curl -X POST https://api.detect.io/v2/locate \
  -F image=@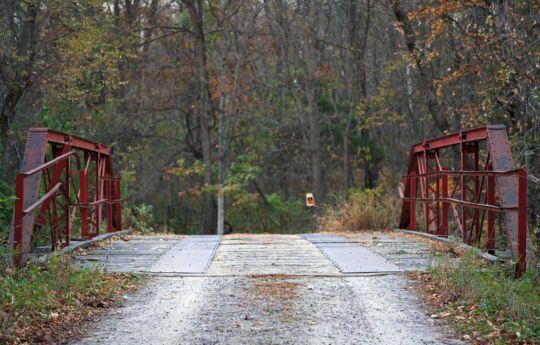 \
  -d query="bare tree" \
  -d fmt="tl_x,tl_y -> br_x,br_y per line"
0,0 -> 41,168
391,0 -> 451,134
182,0 -> 216,234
